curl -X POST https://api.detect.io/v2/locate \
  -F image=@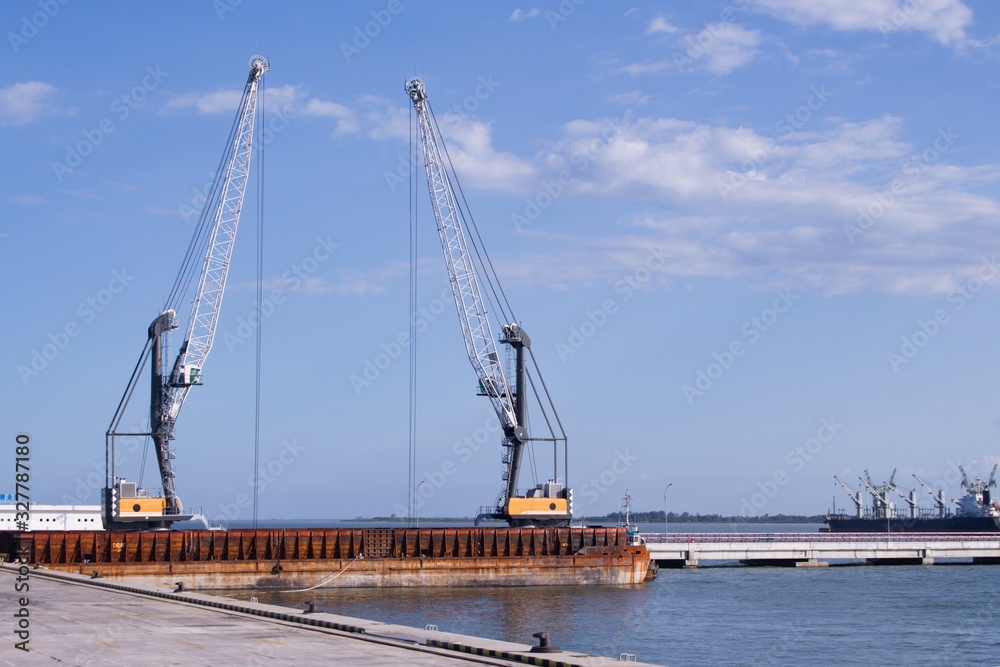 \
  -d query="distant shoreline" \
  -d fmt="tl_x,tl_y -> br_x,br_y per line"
341,512 -> 827,524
